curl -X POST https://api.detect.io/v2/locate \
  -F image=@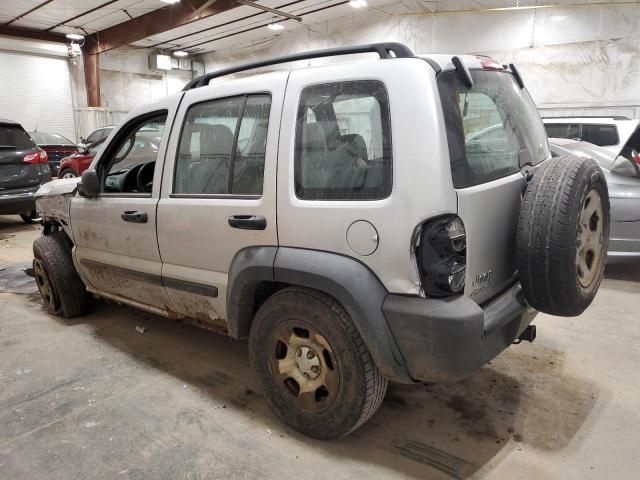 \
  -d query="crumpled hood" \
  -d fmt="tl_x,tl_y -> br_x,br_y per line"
35,177 -> 80,198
